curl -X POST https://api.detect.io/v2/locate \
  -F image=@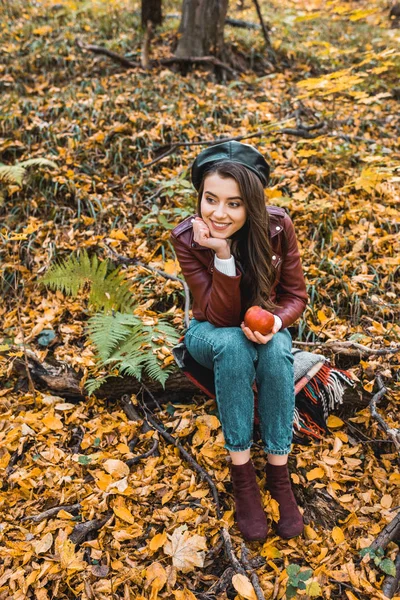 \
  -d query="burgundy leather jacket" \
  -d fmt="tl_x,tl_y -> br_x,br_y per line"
170,205 -> 308,330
